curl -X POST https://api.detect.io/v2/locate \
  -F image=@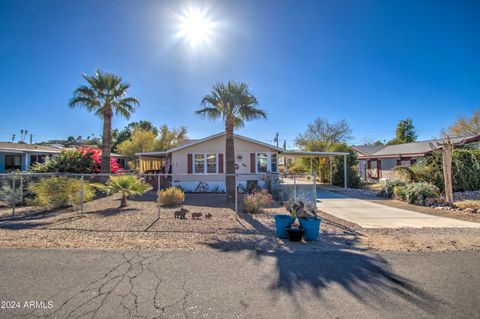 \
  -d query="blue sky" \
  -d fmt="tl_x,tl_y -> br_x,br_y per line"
1,0 -> 479,147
